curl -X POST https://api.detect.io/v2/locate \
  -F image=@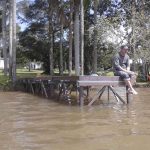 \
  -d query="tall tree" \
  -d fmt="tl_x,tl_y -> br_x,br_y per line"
59,0 -> 64,75
131,0 -> 136,71
9,0 -> 13,78
68,0 -> 73,76
80,0 -> 84,75
74,0 -> 80,75
2,0 -> 7,75
93,0 -> 98,73
48,0 -> 54,75
12,0 -> 17,82
121,0 -> 150,72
